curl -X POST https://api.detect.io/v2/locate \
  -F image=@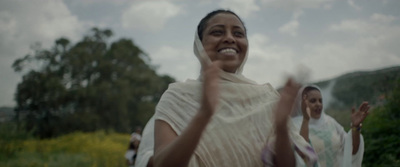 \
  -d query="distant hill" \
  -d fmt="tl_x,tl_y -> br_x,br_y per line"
314,65 -> 400,110
311,66 -> 400,129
